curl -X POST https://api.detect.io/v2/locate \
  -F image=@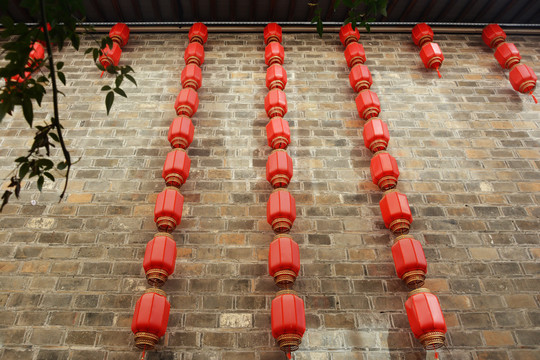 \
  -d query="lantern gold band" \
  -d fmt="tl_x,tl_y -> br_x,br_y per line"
175,105 -> 194,118
274,270 -> 297,288
408,287 -> 431,297
377,175 -> 398,191
186,56 -> 202,66
277,333 -> 302,353
111,35 -> 123,46
146,268 -> 170,287
101,57 -> 113,68
190,36 -> 204,45
418,37 -> 433,47
419,331 -> 446,350
268,56 -> 284,66
354,80 -> 371,93
402,270 -> 426,289
393,234 -> 413,244
182,79 -> 200,90
171,137 -> 189,149
156,216 -> 177,233
369,139 -> 388,153
270,174 -> 290,188
269,80 -> 285,90
362,108 -> 380,120
273,233 -> 293,240
165,173 -> 186,188
272,217 -> 293,233
276,289 -> 298,297
134,331 -> 159,350
504,57 -> 520,69
491,38 -> 505,48
350,58 -> 365,68
518,80 -> 536,94
267,106 -> 286,118
389,218 -> 411,235
344,37 -> 358,47
266,36 -> 281,44
271,136 -> 289,149
426,57 -> 443,69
